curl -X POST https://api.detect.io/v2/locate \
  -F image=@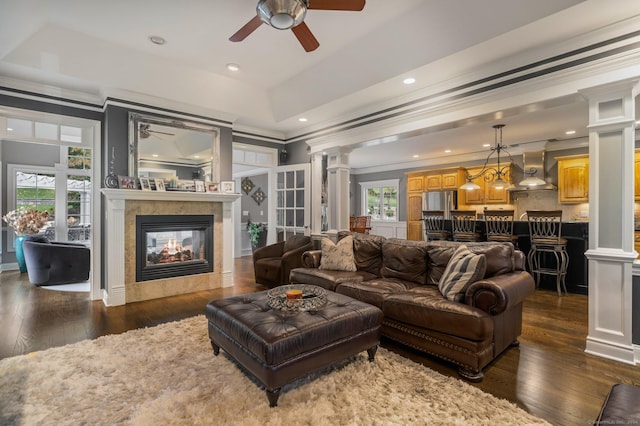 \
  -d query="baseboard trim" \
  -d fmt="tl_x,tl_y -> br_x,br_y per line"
585,337 -> 636,365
